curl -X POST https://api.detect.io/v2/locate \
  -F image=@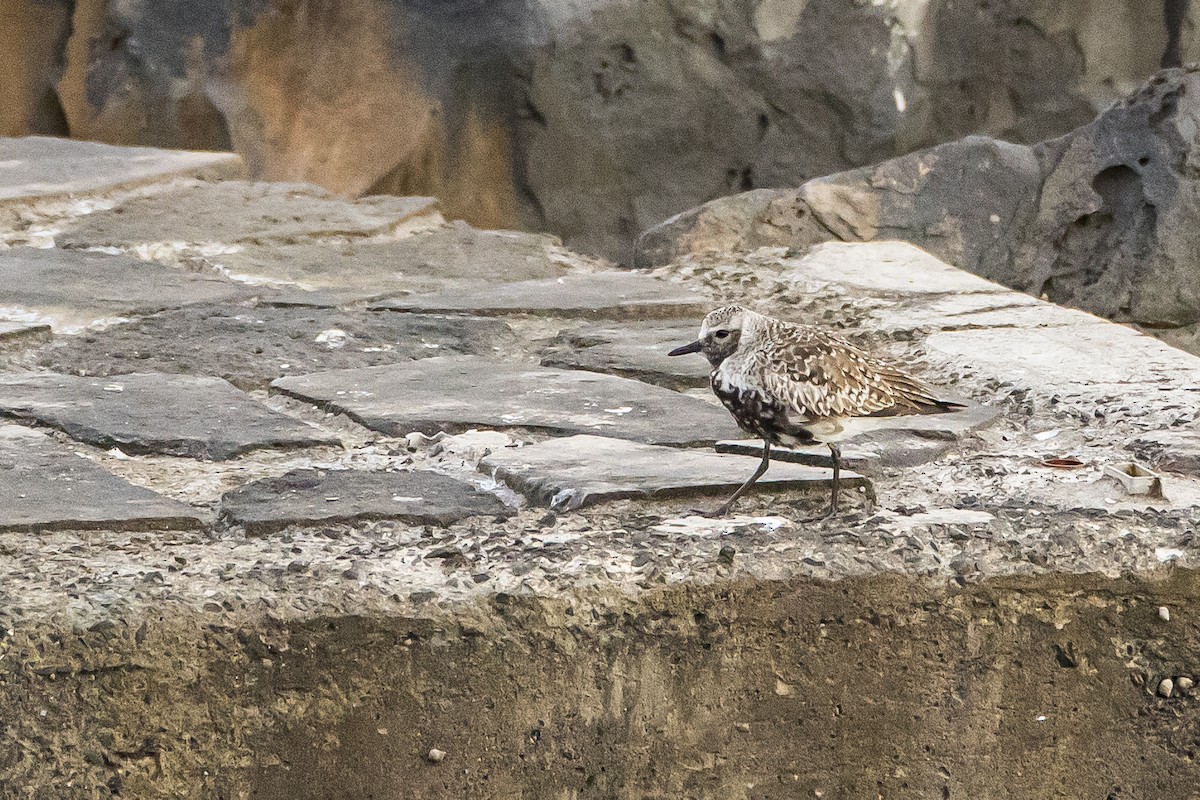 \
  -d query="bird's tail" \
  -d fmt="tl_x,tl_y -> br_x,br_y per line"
880,368 -> 966,415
